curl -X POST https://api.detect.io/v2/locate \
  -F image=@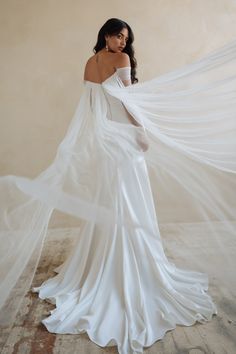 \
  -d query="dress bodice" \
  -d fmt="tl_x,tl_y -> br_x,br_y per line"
84,67 -> 133,125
